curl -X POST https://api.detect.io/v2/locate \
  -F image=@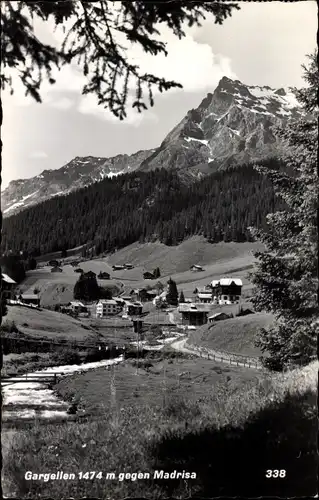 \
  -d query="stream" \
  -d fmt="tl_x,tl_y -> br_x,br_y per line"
2,356 -> 124,423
